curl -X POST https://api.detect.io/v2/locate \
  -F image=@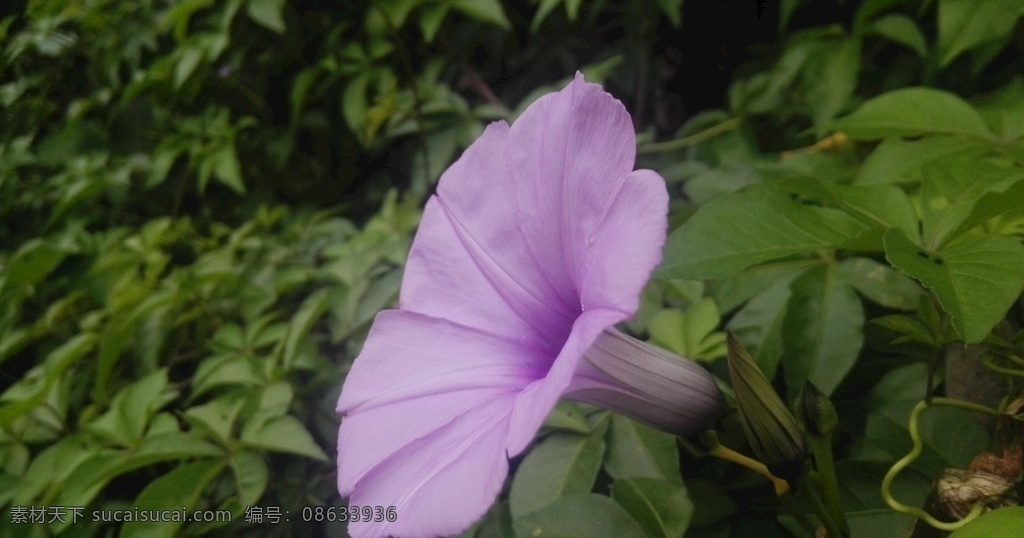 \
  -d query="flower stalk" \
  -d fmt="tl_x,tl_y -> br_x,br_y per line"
697,430 -> 790,495
797,381 -> 849,537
